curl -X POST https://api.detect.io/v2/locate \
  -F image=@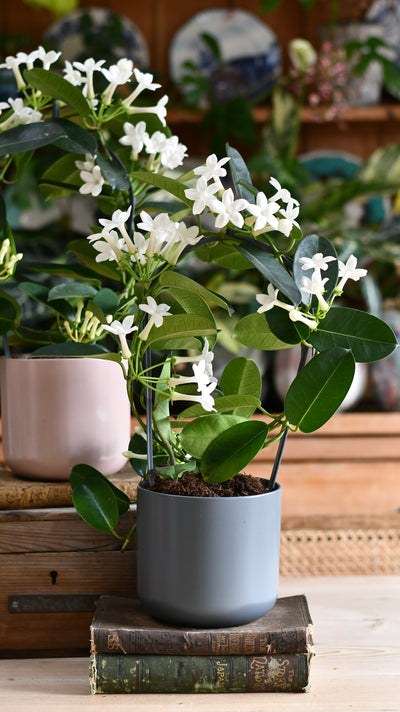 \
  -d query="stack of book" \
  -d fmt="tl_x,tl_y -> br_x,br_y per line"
89,594 -> 314,694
